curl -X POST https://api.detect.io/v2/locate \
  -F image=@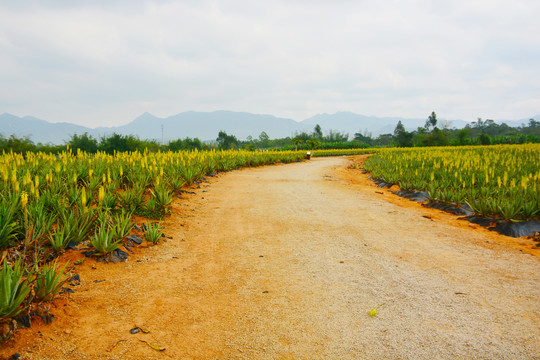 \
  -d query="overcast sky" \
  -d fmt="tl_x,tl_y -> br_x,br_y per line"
1,0 -> 539,127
